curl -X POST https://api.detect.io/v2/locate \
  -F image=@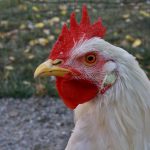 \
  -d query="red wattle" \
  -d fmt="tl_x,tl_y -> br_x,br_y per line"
56,77 -> 99,109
